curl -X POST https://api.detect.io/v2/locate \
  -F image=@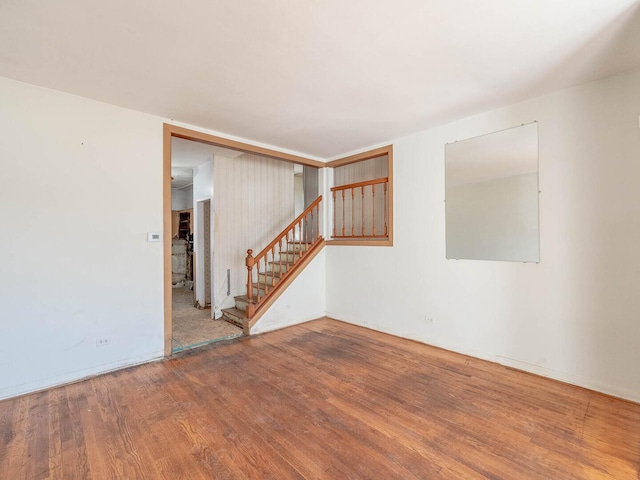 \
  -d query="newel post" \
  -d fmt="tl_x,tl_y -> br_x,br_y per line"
245,249 -> 255,318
